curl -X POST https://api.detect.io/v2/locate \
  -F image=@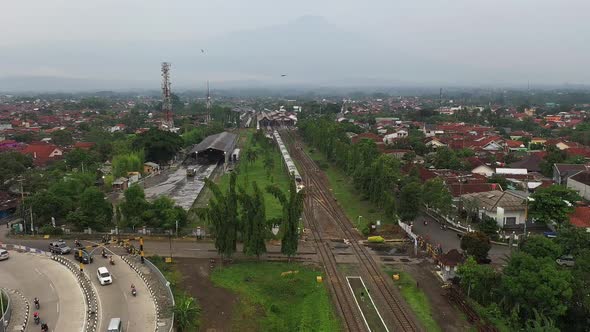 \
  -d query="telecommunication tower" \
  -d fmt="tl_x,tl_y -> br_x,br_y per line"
161,62 -> 173,128
206,80 -> 212,124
